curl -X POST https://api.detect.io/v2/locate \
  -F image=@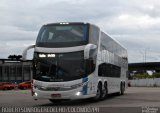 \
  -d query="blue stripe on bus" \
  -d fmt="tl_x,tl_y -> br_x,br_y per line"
82,77 -> 88,95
